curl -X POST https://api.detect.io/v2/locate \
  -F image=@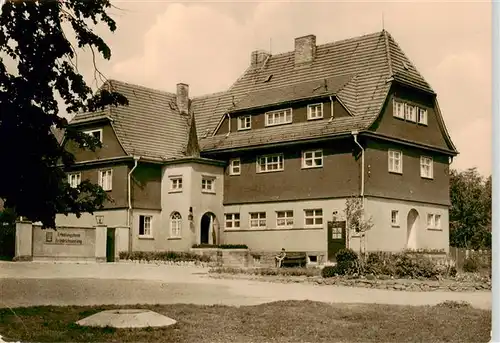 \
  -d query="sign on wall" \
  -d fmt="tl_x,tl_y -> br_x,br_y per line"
45,230 -> 84,245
